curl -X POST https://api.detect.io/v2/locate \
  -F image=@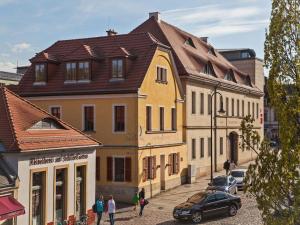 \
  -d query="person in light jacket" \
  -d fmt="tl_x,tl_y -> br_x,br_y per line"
107,195 -> 116,225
